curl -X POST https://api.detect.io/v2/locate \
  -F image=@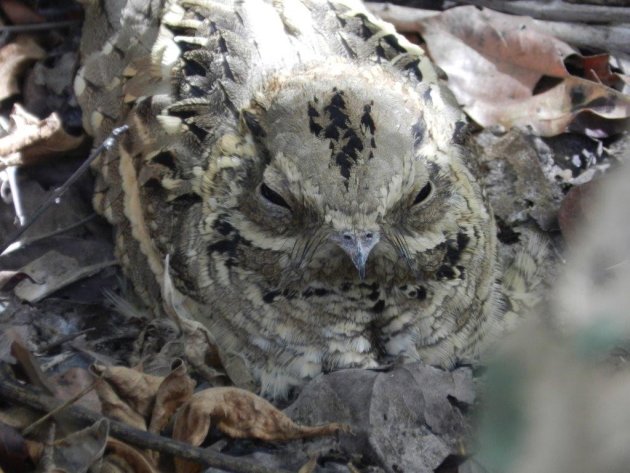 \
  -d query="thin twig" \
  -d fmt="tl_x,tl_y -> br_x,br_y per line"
21,380 -> 98,436
4,213 -> 98,254
0,374 -> 291,473
37,328 -> 96,354
0,125 -> 129,256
